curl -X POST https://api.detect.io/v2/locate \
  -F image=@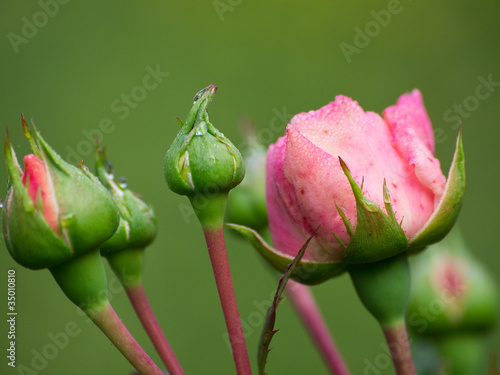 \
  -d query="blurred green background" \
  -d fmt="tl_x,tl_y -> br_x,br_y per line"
1,1 -> 499,374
